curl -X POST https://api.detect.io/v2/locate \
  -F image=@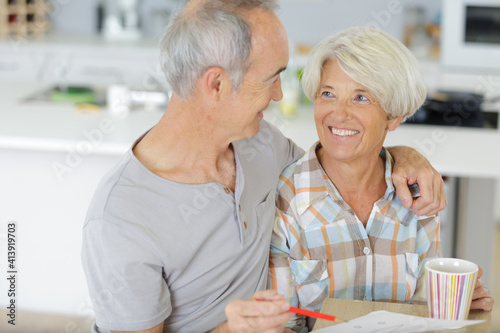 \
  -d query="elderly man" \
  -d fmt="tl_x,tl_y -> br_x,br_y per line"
81,1 -> 446,332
